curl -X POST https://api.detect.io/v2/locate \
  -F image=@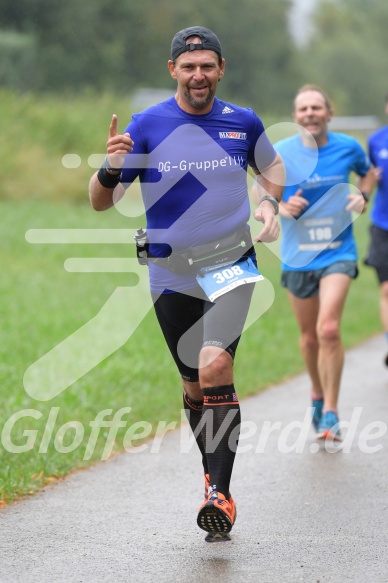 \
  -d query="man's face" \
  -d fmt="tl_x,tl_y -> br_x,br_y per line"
168,47 -> 225,114
293,90 -> 333,146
